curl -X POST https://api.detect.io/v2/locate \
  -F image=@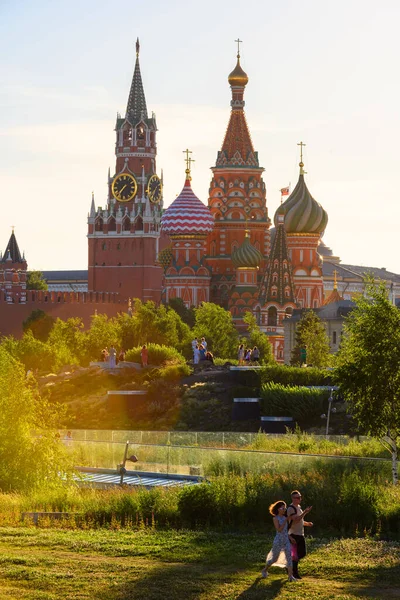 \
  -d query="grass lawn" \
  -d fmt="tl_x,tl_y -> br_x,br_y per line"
0,528 -> 399,599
